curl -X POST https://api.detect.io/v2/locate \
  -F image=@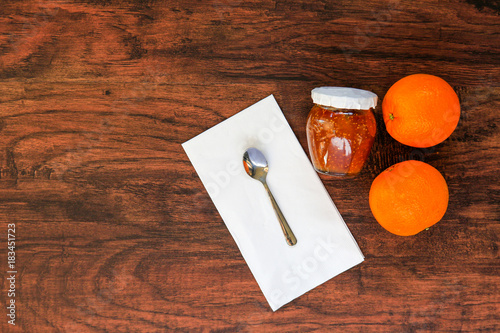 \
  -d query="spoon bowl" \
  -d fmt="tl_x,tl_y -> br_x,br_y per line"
243,148 -> 269,182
